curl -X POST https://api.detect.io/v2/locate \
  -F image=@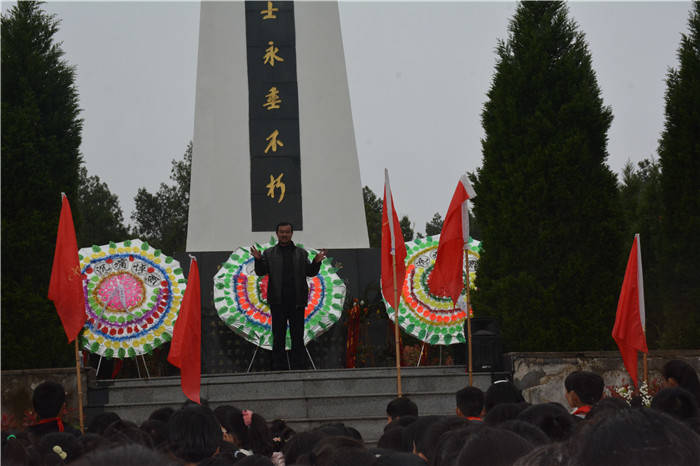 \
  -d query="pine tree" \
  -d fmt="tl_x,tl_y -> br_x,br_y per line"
1,1 -> 83,368
425,213 -> 444,237
76,166 -> 130,247
363,186 -> 382,248
471,2 -> 624,351
131,142 -> 192,254
657,3 -> 700,348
